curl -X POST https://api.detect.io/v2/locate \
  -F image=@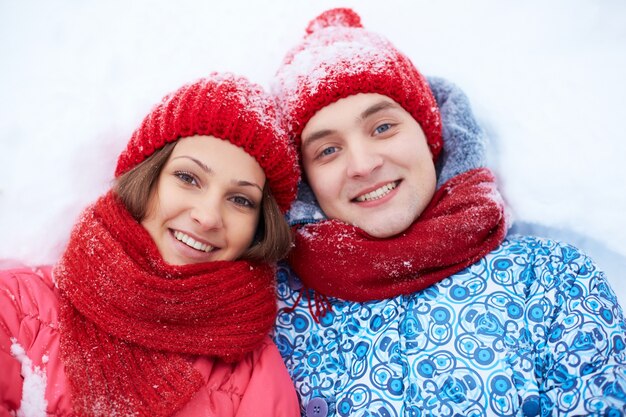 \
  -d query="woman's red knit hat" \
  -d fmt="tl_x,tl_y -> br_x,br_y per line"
272,8 -> 443,160
115,73 -> 299,213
